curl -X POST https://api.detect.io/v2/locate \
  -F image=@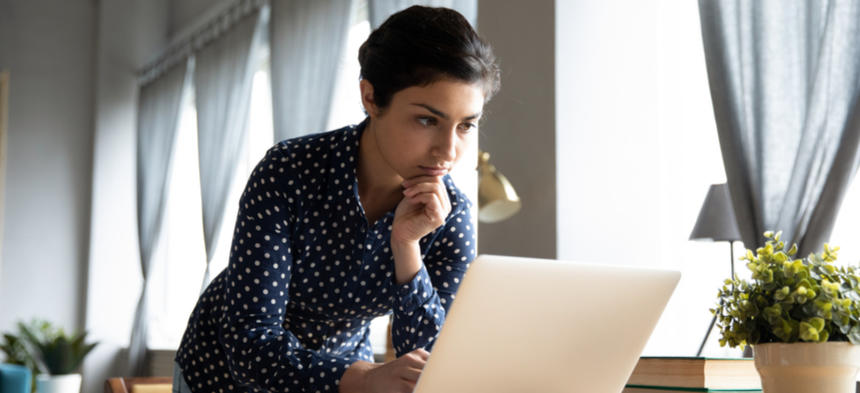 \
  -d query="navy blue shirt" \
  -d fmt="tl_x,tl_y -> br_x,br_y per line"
176,121 -> 477,392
